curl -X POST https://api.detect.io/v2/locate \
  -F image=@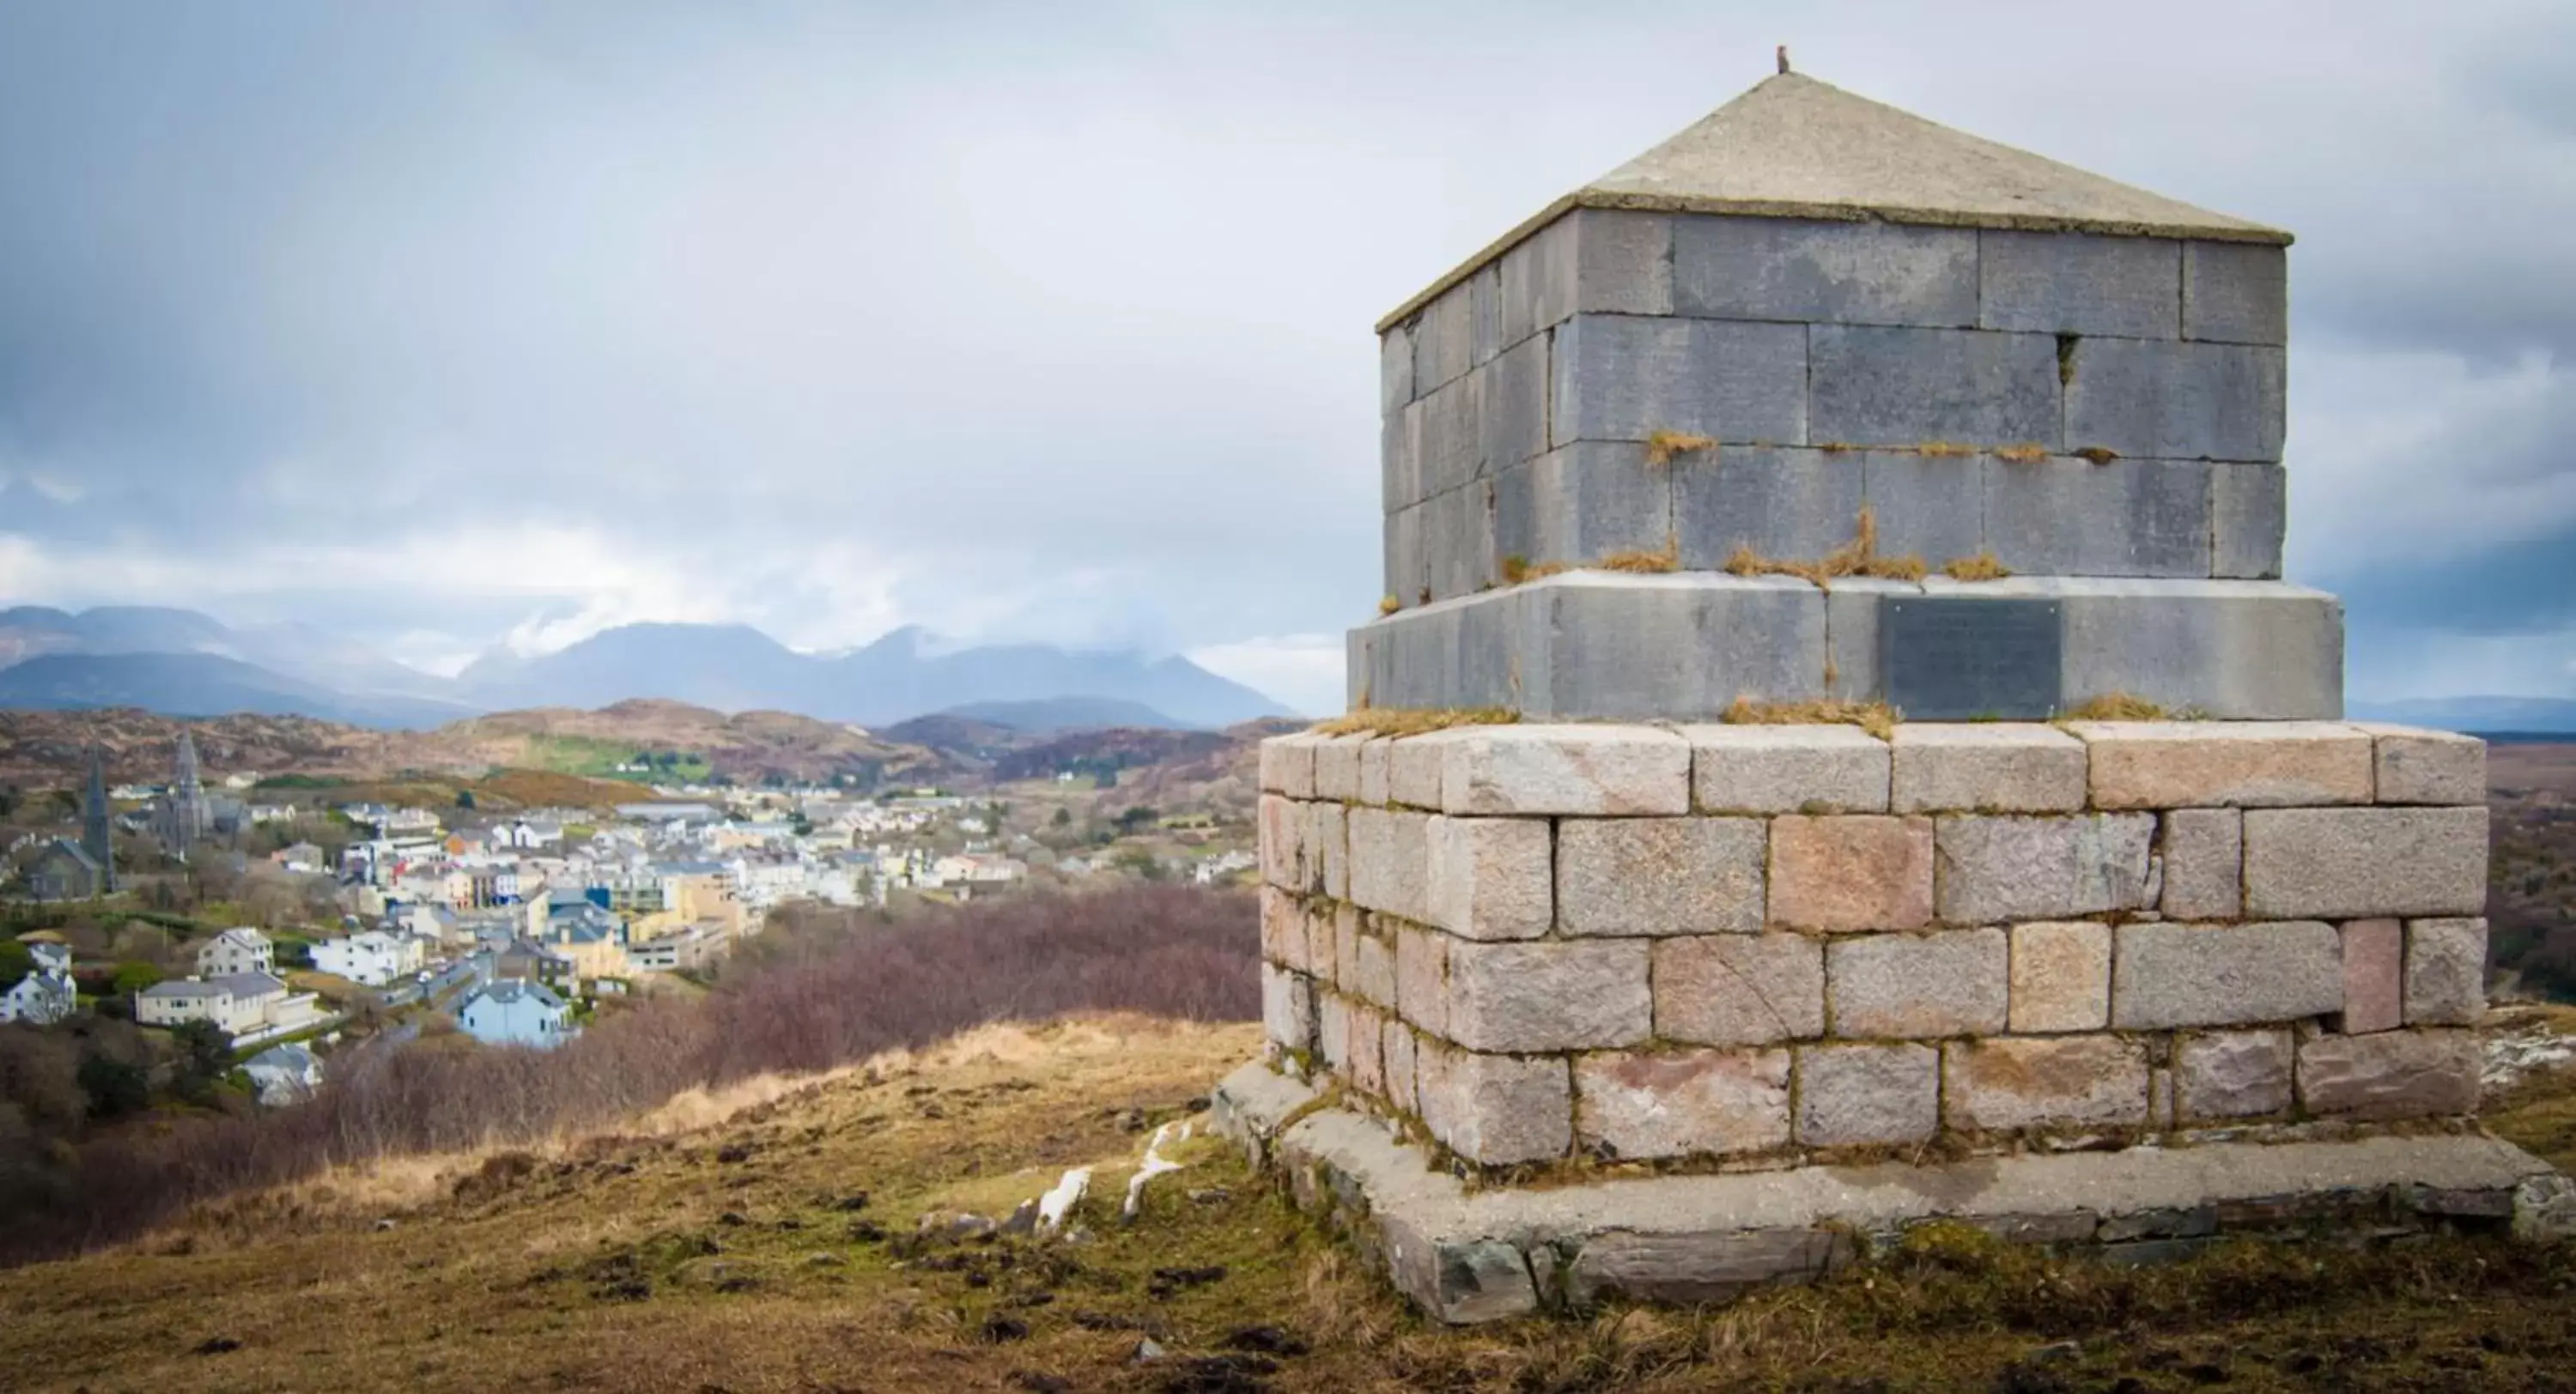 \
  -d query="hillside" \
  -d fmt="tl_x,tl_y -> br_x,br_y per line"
0,701 -> 969,791
10,1012 -> 2576,1392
